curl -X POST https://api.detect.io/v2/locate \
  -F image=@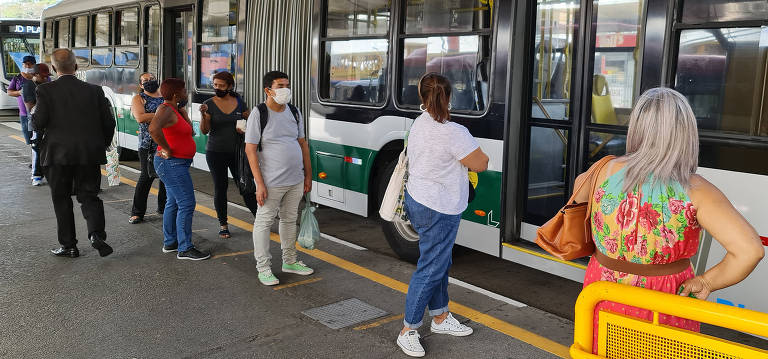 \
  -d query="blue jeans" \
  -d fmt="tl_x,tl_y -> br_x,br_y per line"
19,115 -> 31,144
402,191 -> 462,329
154,156 -> 195,252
